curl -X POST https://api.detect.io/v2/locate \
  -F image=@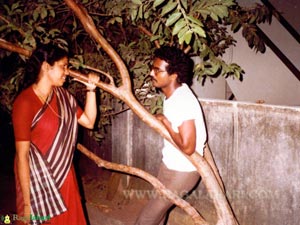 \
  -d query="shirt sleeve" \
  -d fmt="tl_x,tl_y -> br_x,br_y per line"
12,96 -> 35,141
77,106 -> 83,119
171,95 -> 197,130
